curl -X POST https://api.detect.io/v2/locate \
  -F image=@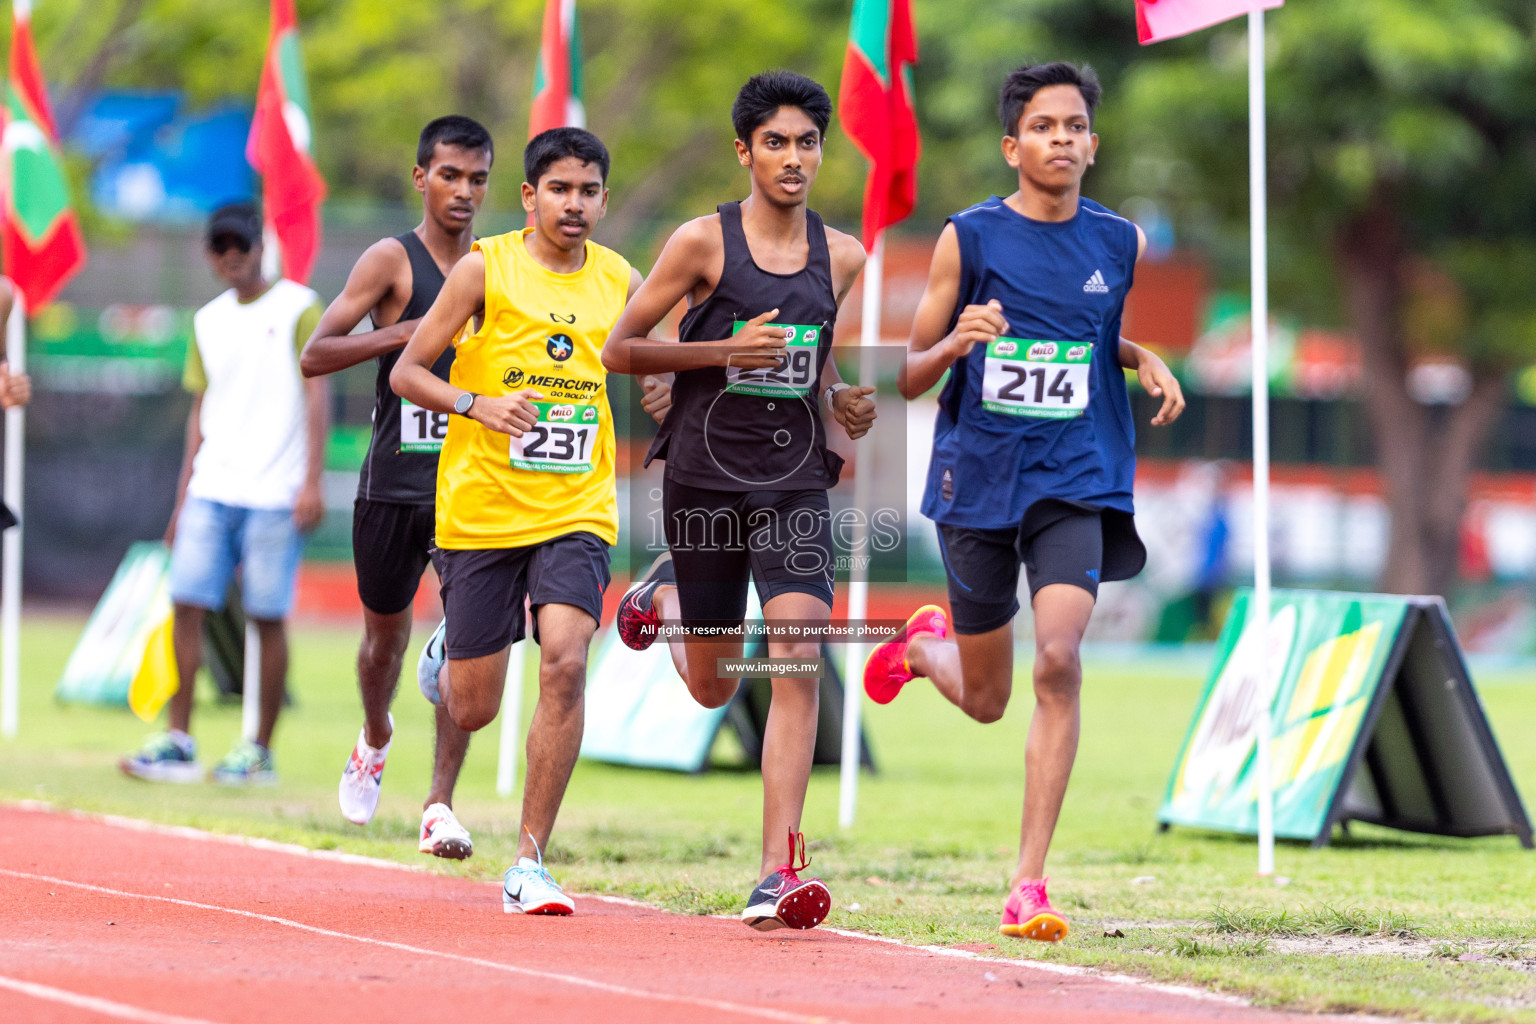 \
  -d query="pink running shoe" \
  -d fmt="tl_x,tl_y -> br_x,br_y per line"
1000,877 -> 1070,942
862,604 -> 948,705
